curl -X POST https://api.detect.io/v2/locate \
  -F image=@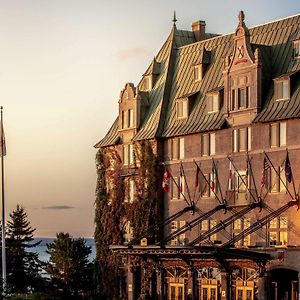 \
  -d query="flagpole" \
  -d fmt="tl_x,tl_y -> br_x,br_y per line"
1,107 -> 6,296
